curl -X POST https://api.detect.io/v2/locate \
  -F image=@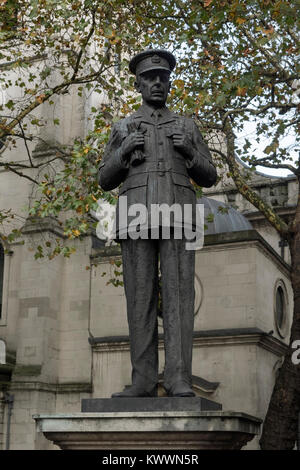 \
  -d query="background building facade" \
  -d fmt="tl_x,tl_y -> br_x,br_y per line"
0,85 -> 297,449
